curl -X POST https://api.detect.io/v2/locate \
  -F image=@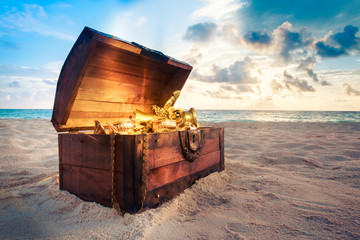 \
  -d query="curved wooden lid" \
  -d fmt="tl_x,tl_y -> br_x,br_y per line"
51,27 -> 192,132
